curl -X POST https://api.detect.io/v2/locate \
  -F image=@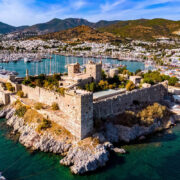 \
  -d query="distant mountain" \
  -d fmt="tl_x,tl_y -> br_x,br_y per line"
24,18 -> 121,33
0,22 -> 29,34
0,22 -> 16,34
1,18 -> 180,41
94,20 -> 120,28
22,18 -> 94,34
38,25 -> 118,43
98,18 -> 180,40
